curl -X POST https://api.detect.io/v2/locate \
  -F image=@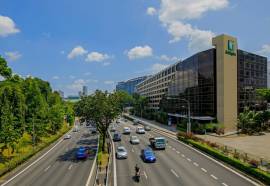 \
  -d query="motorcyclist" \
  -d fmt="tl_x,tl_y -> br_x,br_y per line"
135,164 -> 140,176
